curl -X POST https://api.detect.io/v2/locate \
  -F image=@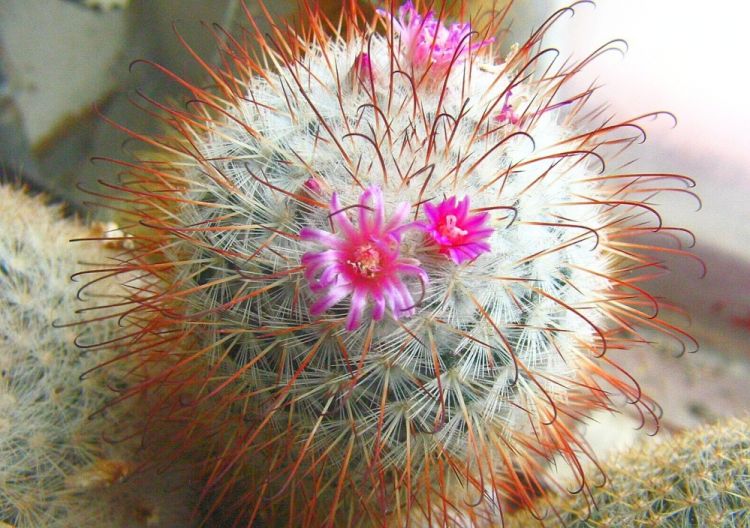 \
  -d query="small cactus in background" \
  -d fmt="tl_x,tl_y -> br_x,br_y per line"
88,1 -> 699,526
507,416 -> 750,527
0,185 -> 197,528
